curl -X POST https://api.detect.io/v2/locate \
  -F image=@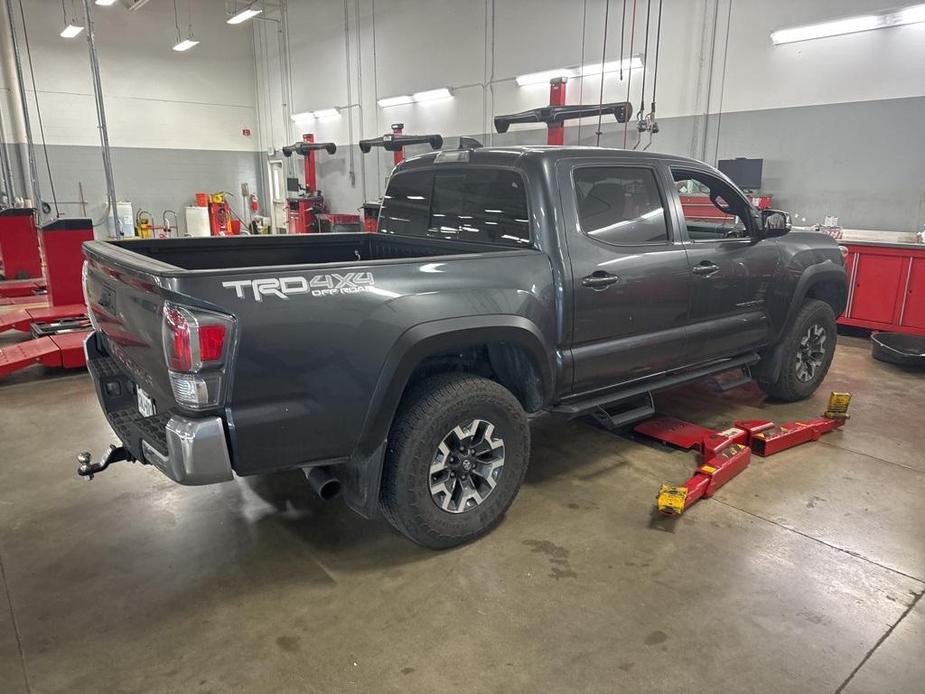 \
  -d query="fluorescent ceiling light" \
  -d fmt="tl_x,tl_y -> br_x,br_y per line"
290,112 -> 312,122
377,95 -> 414,107
95,0 -> 118,5
60,24 -> 85,38
899,3 -> 925,23
173,38 -> 200,52
515,68 -> 575,86
771,15 -> 882,44
413,88 -> 453,102
312,108 -> 340,119
580,55 -> 644,76
516,57 -> 643,86
227,7 -> 262,24
771,5 -> 925,45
